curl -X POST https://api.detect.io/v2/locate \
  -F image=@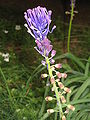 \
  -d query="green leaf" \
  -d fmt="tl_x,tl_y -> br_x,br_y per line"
85,57 -> 90,77
55,53 -> 85,70
70,99 -> 90,105
73,77 -> 90,100
65,76 -> 86,86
